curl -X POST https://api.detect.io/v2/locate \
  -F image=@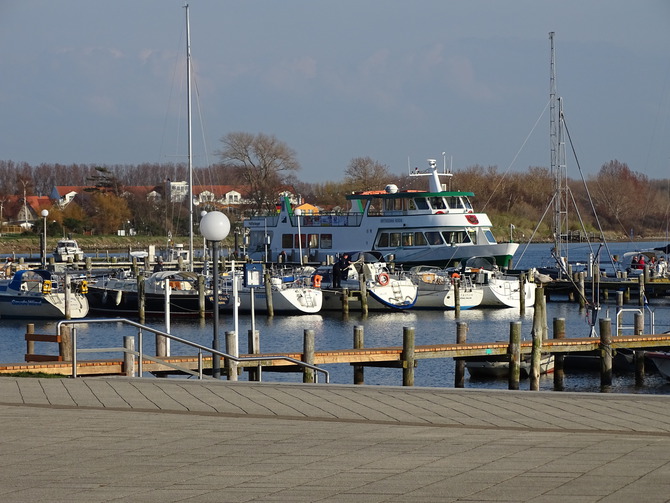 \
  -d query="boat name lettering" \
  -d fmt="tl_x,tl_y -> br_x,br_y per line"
380,218 -> 403,223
